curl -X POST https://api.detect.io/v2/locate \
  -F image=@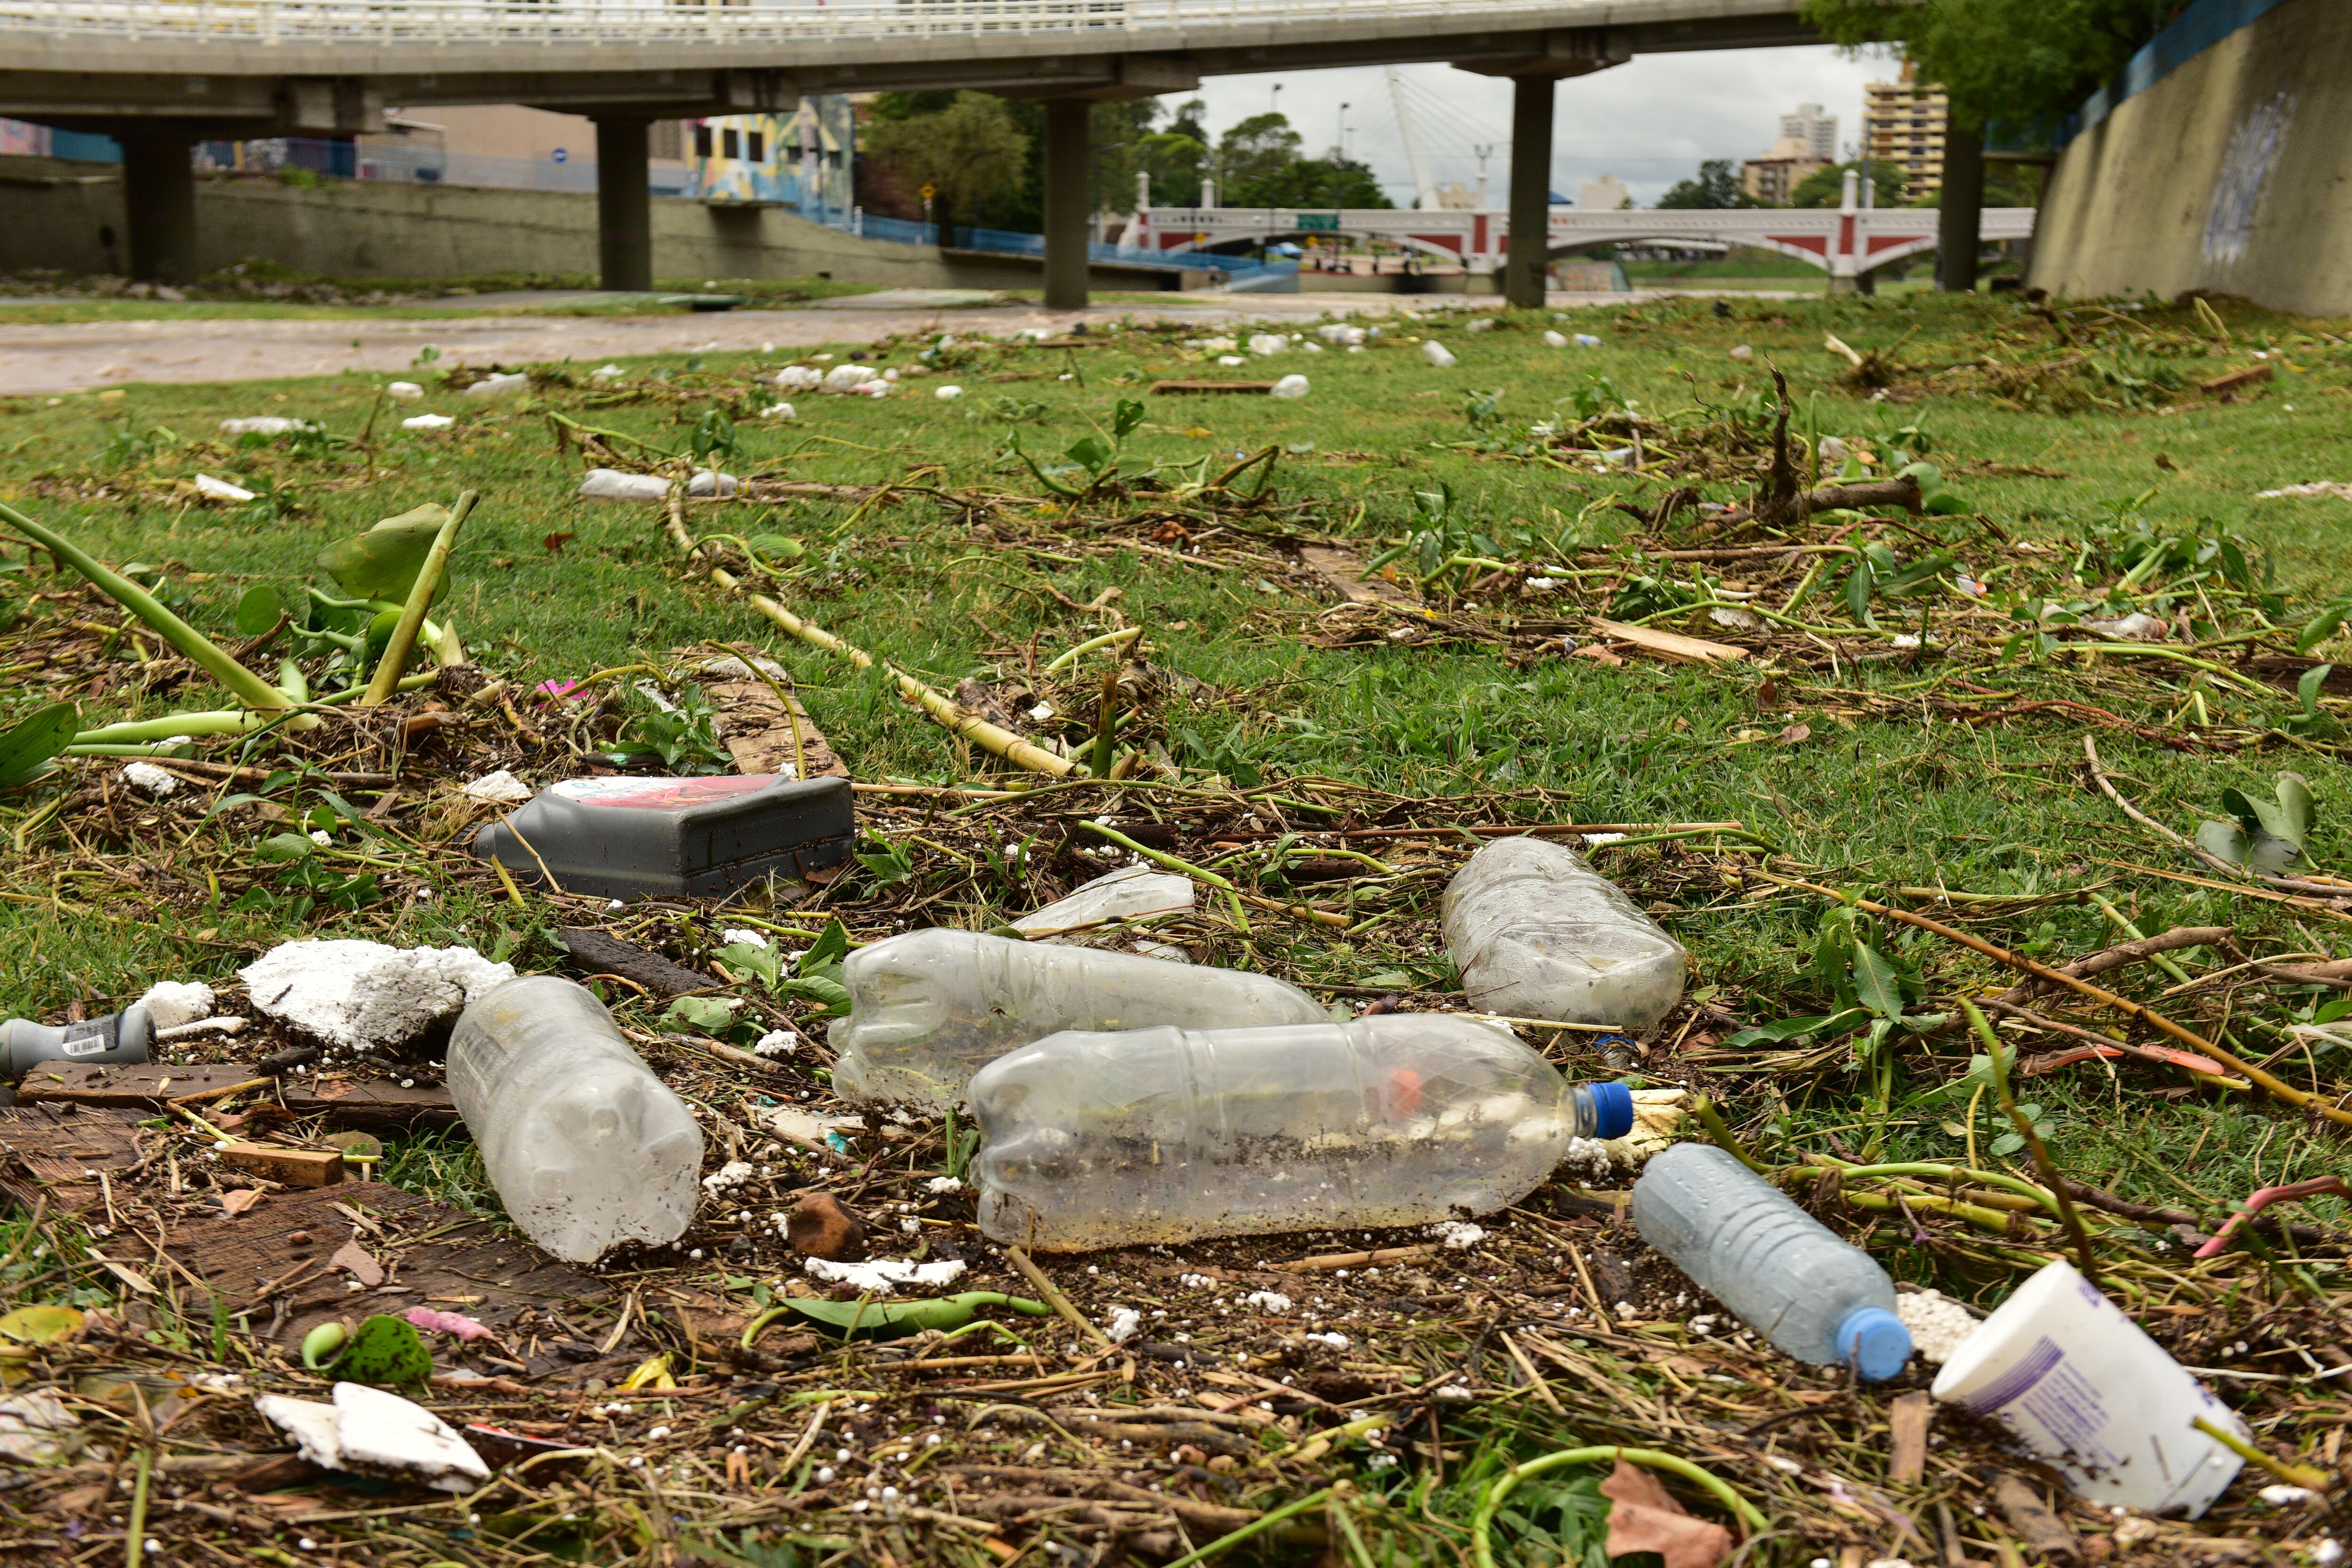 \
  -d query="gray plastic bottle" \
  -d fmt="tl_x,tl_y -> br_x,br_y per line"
829,928 -> 1328,1111
1631,1142 -> 1910,1379
968,1013 -> 1636,1251
1441,836 -> 1688,1031
3,1007 -> 153,1080
445,976 -> 703,1263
